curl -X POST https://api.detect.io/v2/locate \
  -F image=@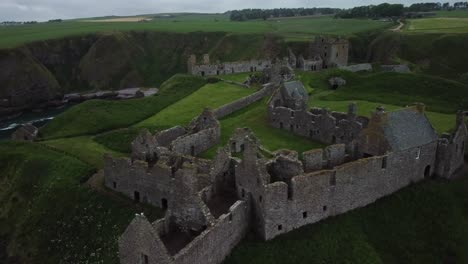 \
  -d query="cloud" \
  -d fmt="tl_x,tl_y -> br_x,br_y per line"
0,0 -> 459,21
